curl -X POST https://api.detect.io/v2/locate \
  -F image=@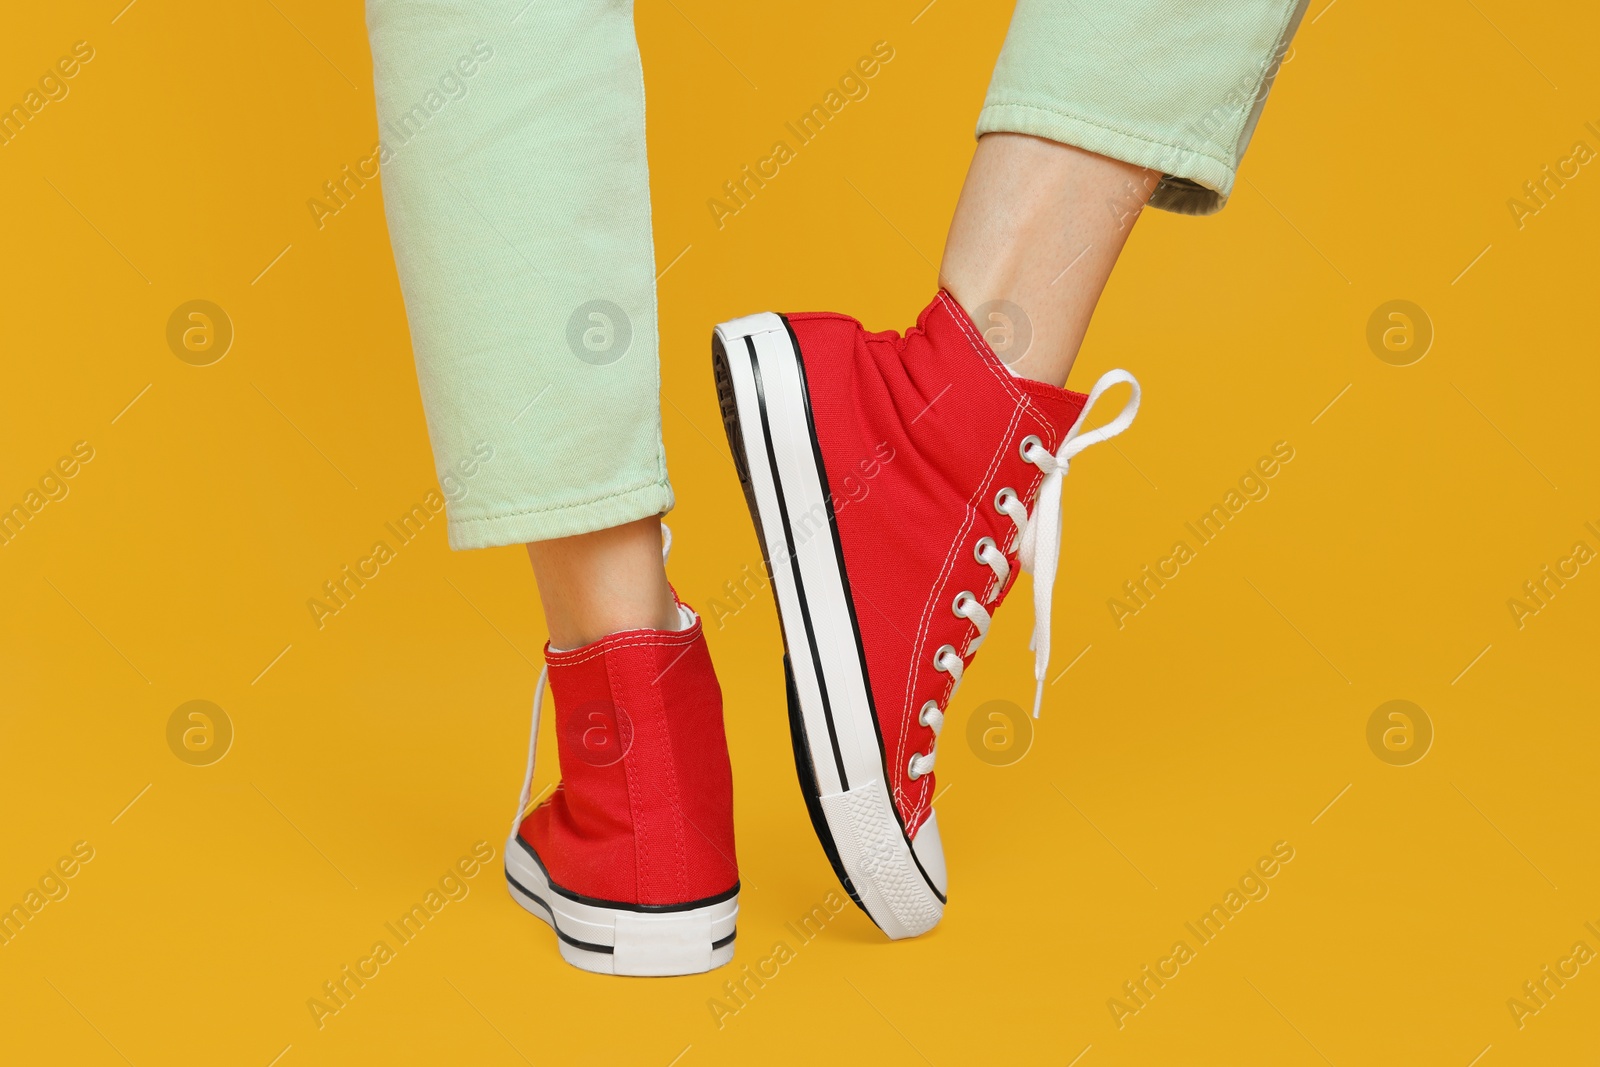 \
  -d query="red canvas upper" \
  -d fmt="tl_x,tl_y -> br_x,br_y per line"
787,291 -> 1087,838
518,613 -> 737,906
